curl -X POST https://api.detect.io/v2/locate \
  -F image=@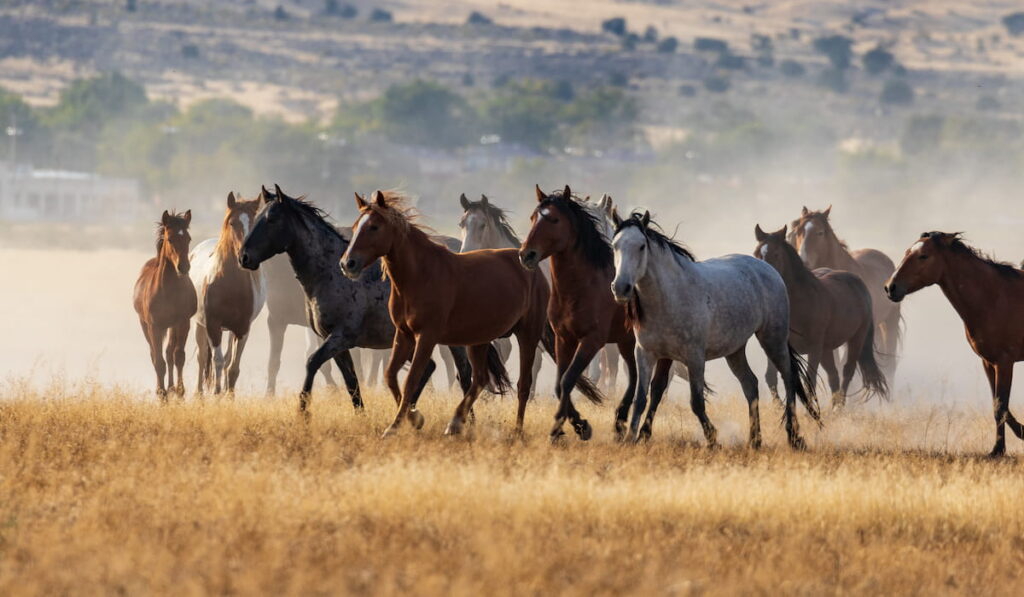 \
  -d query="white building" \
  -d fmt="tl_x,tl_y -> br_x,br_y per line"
0,162 -> 142,222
